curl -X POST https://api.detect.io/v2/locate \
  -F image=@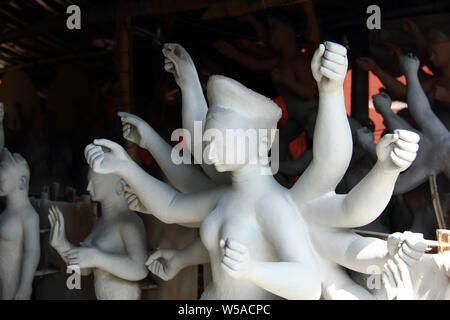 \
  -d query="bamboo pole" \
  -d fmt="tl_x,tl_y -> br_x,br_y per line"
429,174 -> 447,229
116,1 -> 138,161
352,229 -> 450,253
